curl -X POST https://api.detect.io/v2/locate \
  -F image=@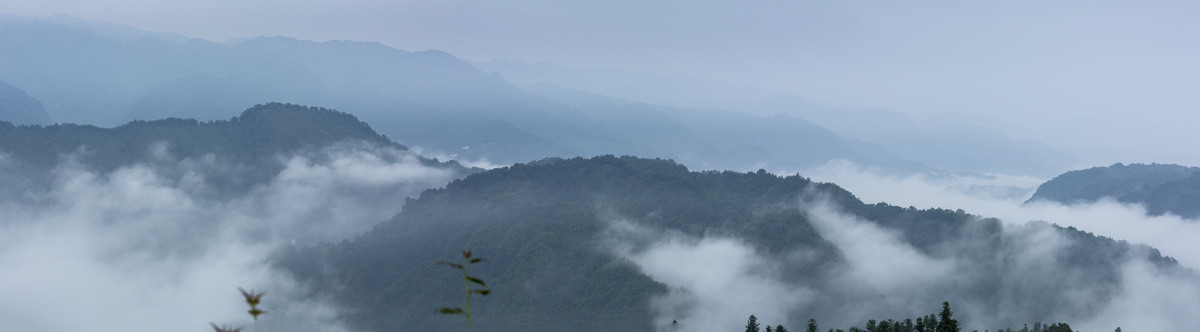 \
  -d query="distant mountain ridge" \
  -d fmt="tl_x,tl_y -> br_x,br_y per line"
1026,163 -> 1200,219
0,79 -> 52,125
519,82 -> 931,173
0,103 -> 466,191
0,16 -> 596,164
477,59 -> 1076,176
1,16 -> 949,174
